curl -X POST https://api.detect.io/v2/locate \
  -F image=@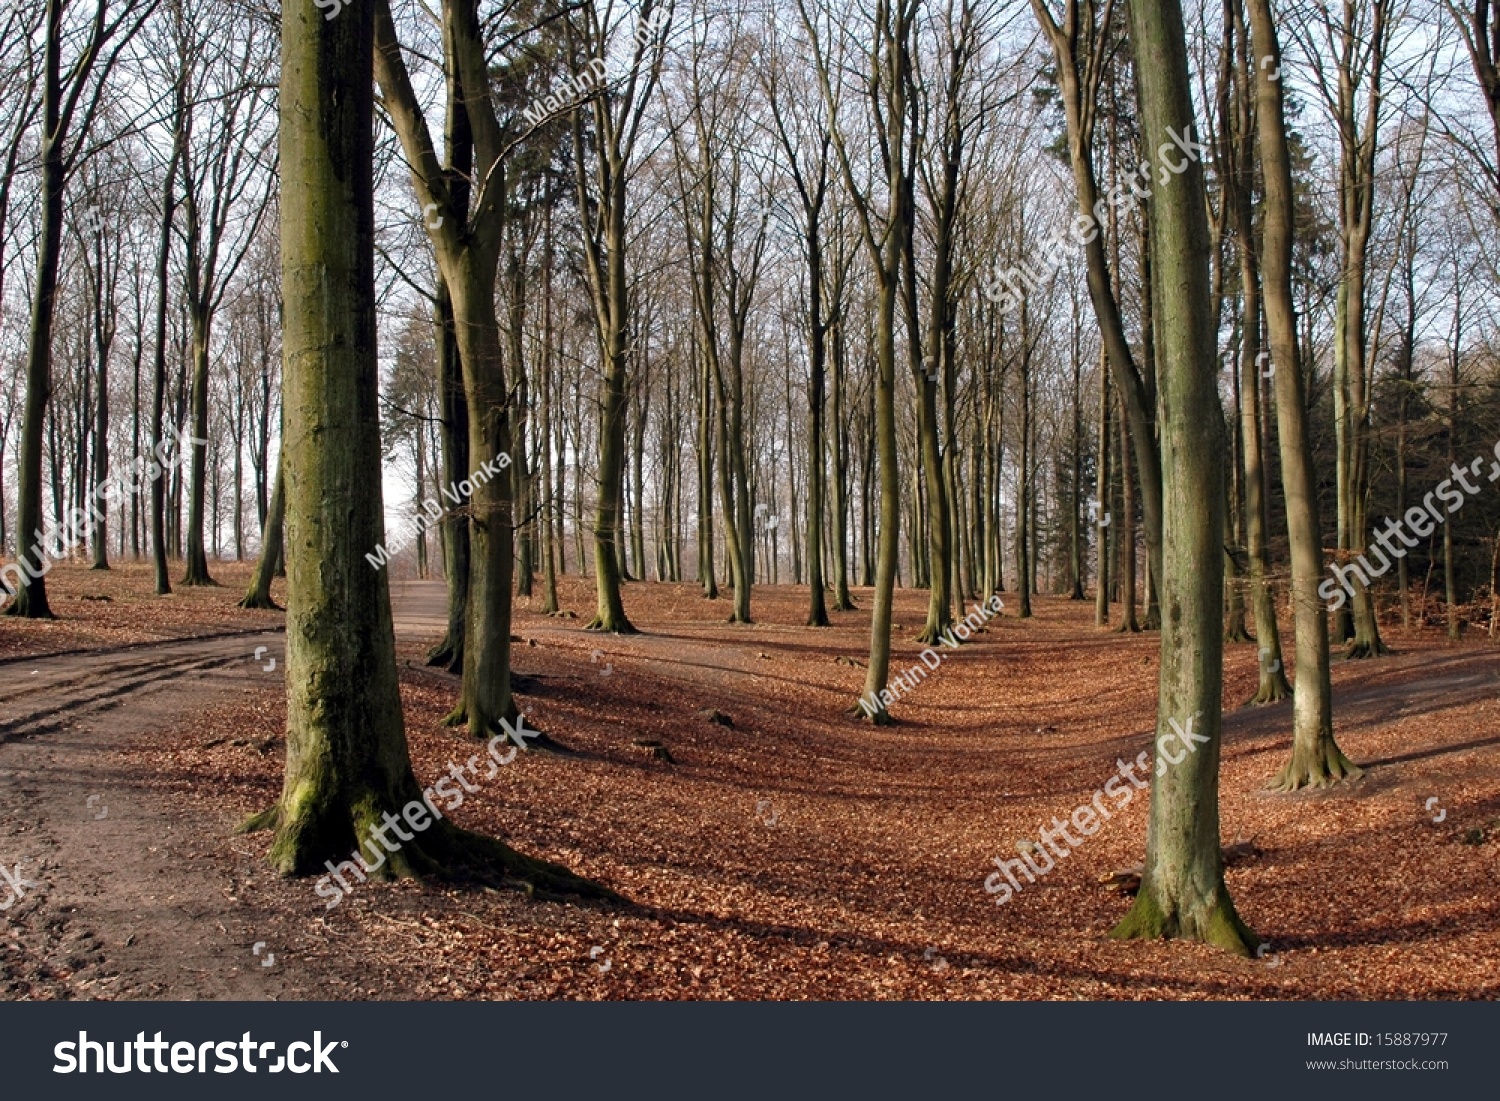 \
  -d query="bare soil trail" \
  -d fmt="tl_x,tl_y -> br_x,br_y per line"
1,568 -> 1497,1000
